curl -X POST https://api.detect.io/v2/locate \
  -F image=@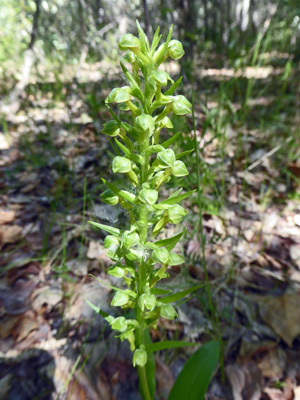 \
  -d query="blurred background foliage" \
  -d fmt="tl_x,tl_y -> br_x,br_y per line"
1,0 -> 300,77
